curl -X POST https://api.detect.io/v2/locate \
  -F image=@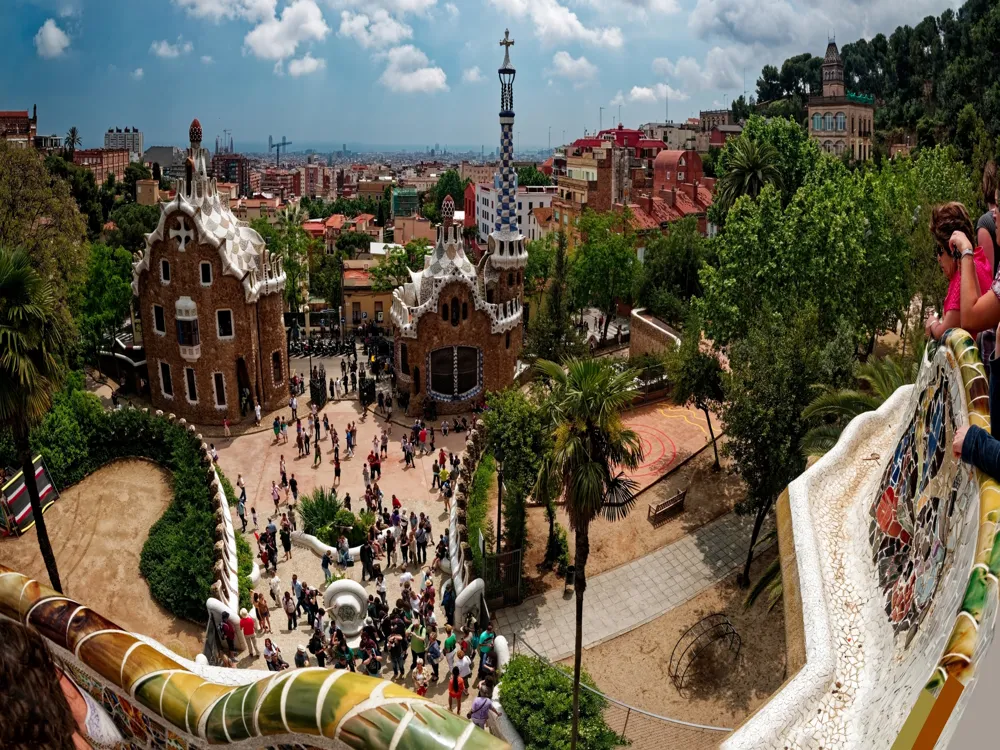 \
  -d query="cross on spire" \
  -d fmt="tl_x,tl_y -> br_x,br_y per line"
500,29 -> 514,68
